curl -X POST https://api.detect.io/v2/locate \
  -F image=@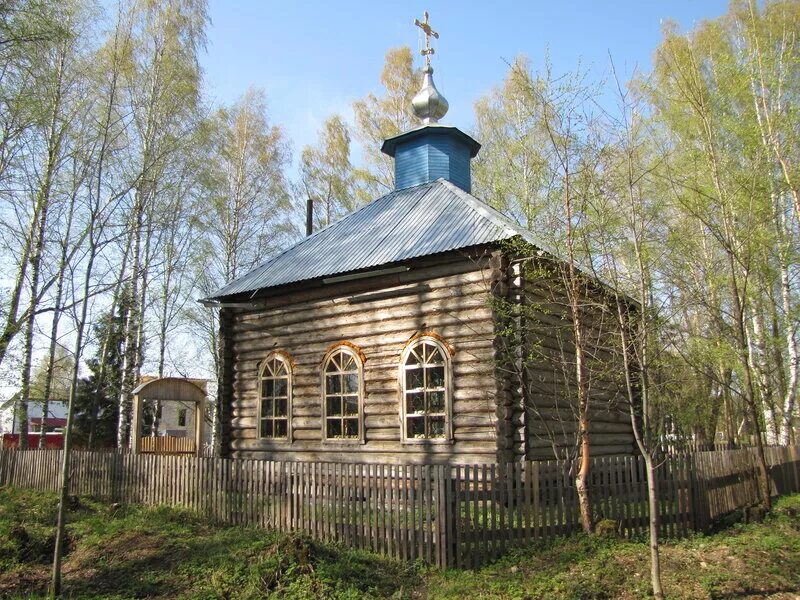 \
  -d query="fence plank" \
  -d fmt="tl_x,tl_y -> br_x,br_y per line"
2,446 -> 800,570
